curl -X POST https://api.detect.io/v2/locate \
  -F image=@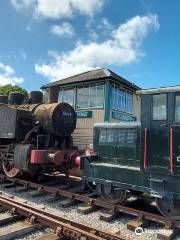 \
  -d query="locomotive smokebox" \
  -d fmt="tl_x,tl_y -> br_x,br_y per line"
29,91 -> 43,104
33,102 -> 76,137
0,95 -> 8,104
9,92 -> 25,105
